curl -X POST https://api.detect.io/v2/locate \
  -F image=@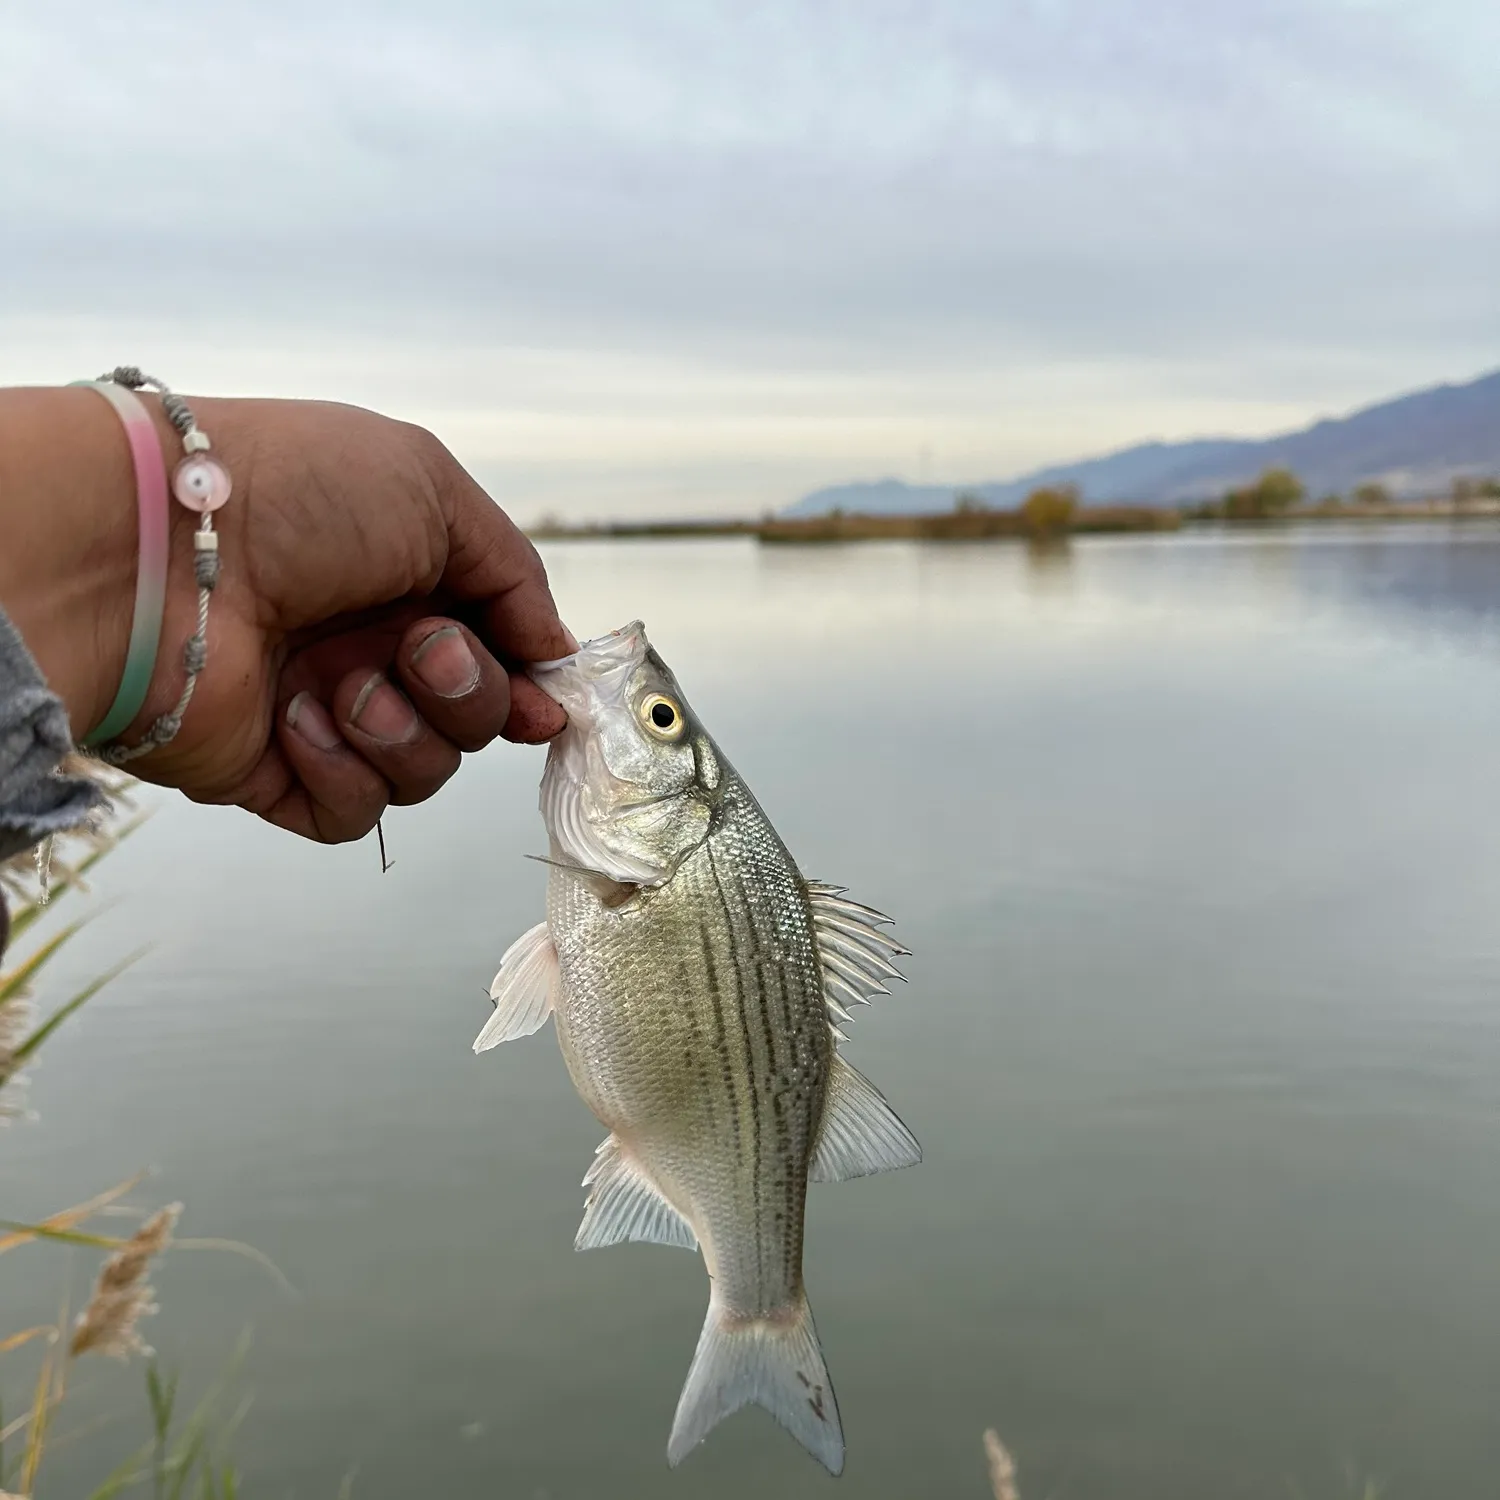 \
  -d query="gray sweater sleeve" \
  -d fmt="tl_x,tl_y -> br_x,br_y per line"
0,608 -> 105,863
